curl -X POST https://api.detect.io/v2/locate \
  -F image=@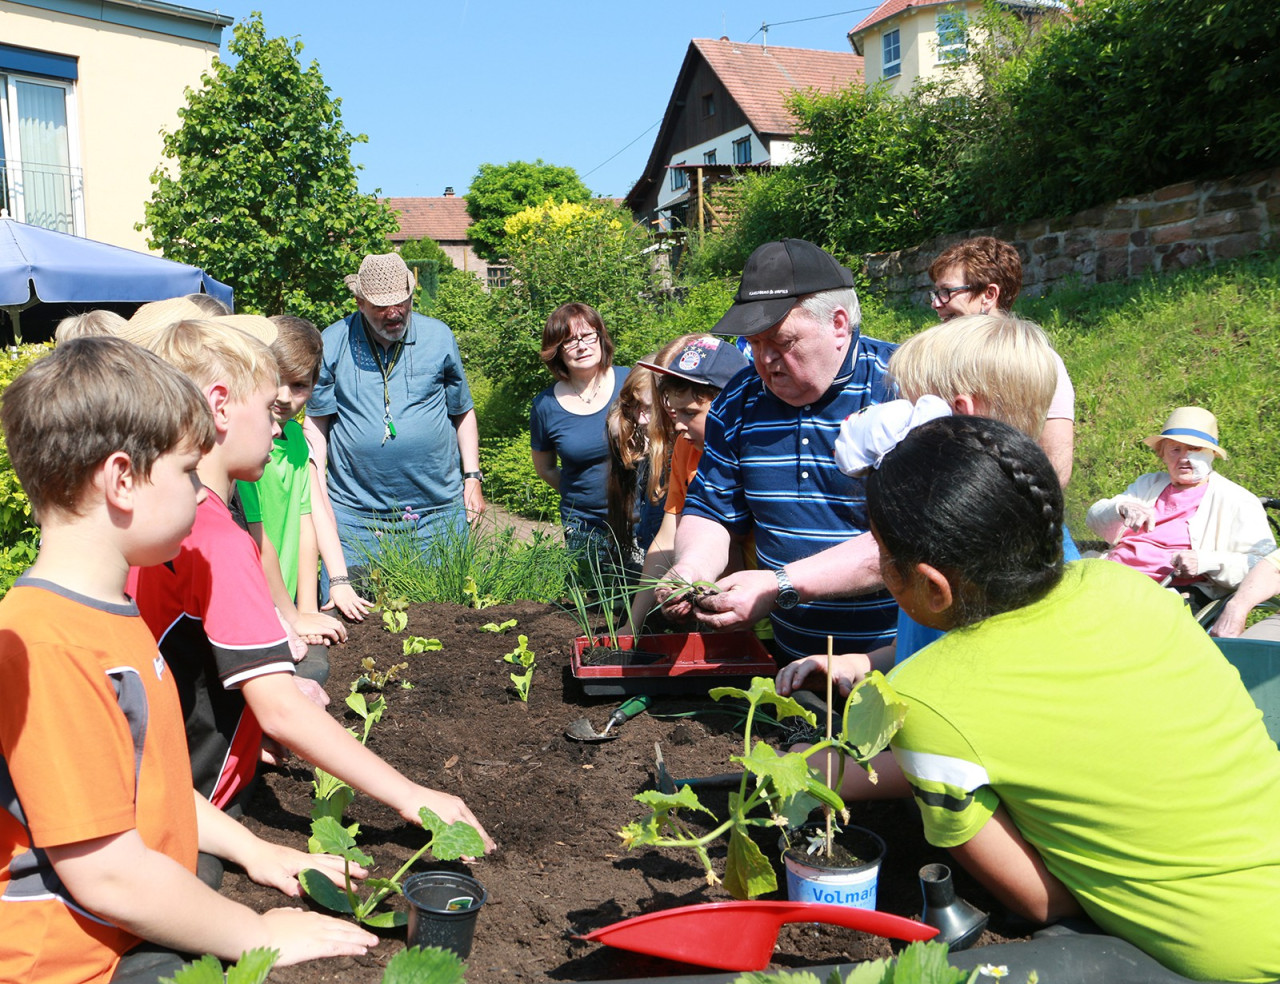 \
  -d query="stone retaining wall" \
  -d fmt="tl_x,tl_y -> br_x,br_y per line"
862,167 -> 1280,306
